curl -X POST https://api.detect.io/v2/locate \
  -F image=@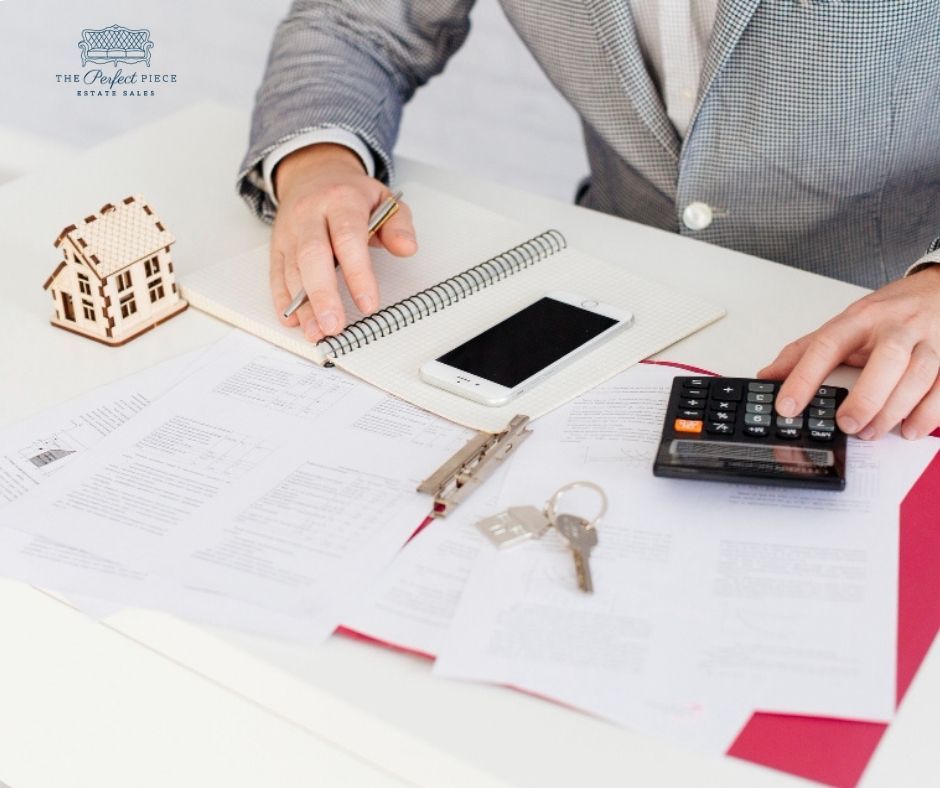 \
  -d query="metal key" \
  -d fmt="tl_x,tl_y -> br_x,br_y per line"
507,506 -> 552,538
475,505 -> 550,549
554,513 -> 598,593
